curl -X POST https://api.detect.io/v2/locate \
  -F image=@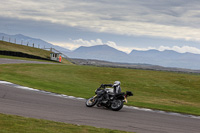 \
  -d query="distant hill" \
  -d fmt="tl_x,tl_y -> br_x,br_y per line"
67,45 -> 127,62
67,45 -> 200,70
129,49 -> 200,69
0,33 -> 70,54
